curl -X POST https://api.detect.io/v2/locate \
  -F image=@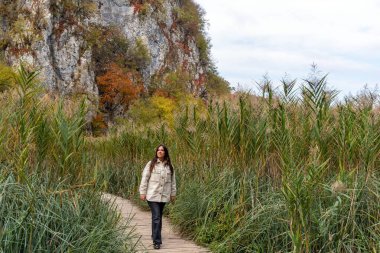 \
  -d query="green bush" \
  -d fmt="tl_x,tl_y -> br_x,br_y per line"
0,63 -> 14,92
88,26 -> 151,75
205,71 -> 231,97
